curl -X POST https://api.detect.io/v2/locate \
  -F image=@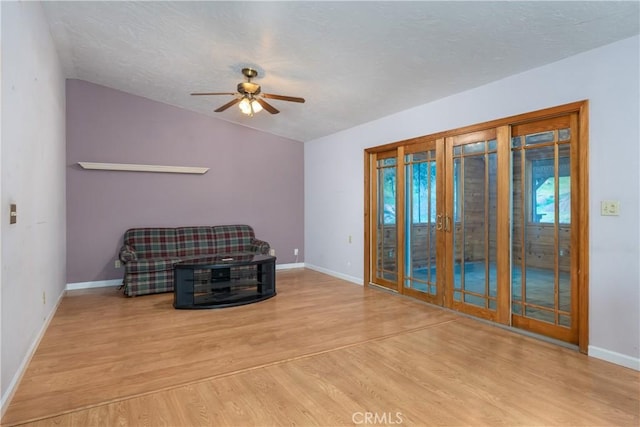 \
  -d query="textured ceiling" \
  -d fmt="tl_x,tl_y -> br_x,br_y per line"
42,1 -> 640,142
